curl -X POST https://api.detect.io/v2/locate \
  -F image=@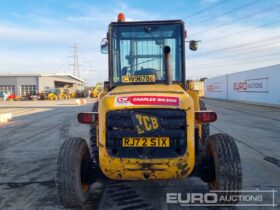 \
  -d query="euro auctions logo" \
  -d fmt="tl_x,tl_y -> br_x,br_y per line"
233,77 -> 269,93
207,82 -> 223,92
166,190 -> 277,207
233,81 -> 248,91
